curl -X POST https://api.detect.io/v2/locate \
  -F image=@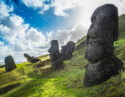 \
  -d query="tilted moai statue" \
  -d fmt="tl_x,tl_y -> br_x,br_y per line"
61,41 -> 75,60
5,55 -> 16,72
24,53 -> 40,63
48,40 -> 63,70
84,4 -> 123,86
